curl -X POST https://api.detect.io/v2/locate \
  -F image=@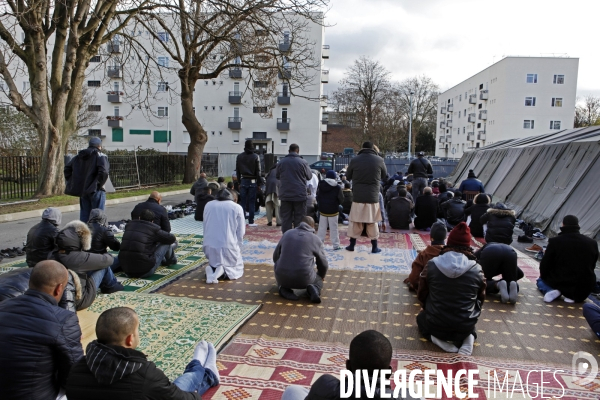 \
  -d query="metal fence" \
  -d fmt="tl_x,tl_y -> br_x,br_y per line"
0,156 -> 41,201
333,156 -> 458,178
